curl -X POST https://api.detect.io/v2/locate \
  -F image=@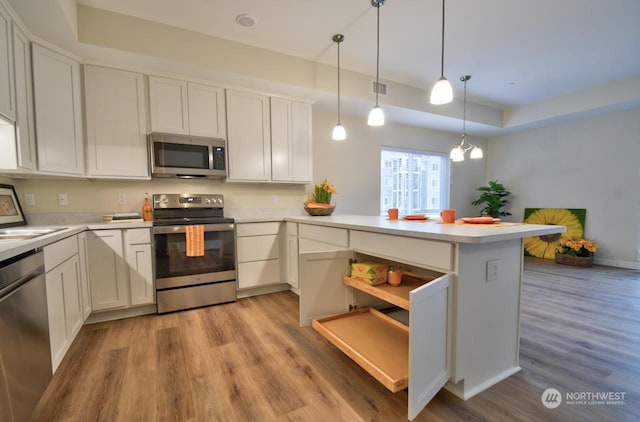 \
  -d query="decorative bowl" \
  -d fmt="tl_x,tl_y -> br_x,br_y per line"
304,204 -> 335,216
